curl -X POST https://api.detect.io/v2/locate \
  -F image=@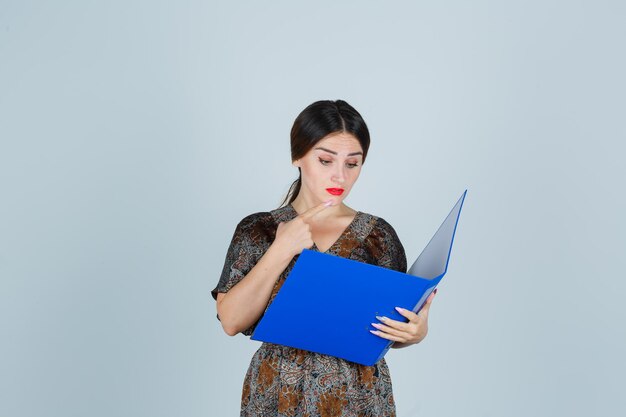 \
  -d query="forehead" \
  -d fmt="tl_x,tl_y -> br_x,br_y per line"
315,132 -> 363,155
